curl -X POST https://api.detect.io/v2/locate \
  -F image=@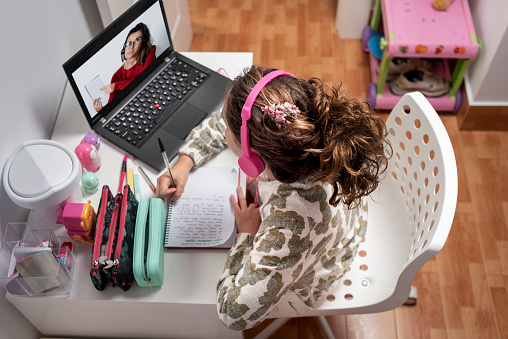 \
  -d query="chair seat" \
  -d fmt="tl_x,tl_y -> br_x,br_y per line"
309,173 -> 412,316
